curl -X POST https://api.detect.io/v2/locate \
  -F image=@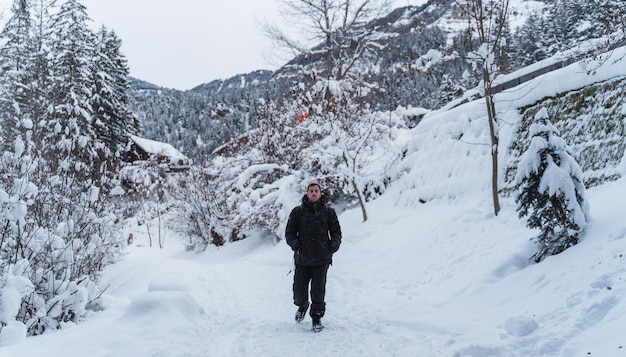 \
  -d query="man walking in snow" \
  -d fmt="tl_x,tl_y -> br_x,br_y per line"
285,182 -> 342,332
